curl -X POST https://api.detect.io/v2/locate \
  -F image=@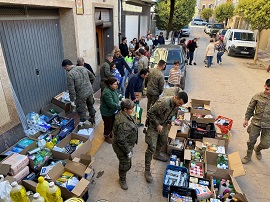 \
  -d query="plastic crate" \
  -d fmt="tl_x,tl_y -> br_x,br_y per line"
163,165 -> 189,198
189,120 -> 216,139
168,186 -> 198,202
215,116 -> 233,134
